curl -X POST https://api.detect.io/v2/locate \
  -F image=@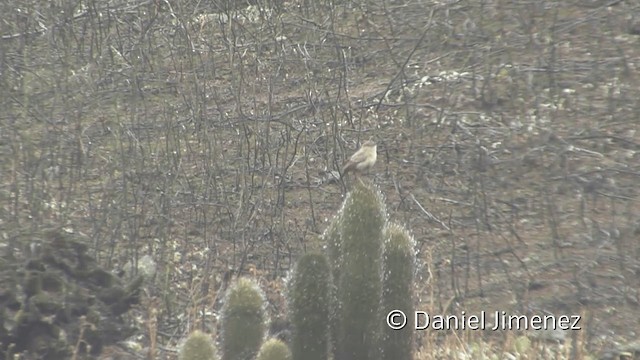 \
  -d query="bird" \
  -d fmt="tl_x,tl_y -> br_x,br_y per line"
341,139 -> 377,177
